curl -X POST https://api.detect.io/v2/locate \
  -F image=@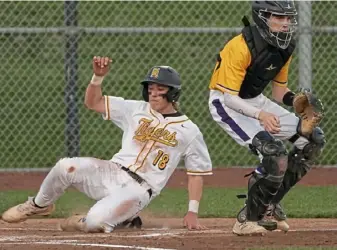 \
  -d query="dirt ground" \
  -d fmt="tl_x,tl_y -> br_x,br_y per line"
1,218 -> 337,250
0,168 -> 337,250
